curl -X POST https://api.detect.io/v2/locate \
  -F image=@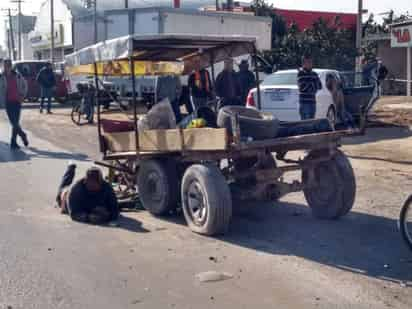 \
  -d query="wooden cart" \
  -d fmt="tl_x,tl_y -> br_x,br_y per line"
65,34 -> 363,236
